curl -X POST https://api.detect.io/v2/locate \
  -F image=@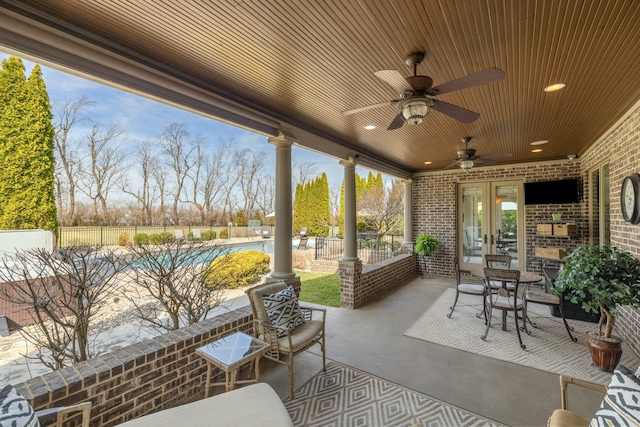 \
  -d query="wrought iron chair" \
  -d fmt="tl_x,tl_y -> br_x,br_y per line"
245,282 -> 326,398
484,254 -> 515,292
522,267 -> 577,342
482,267 -> 526,349
447,257 -> 487,321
